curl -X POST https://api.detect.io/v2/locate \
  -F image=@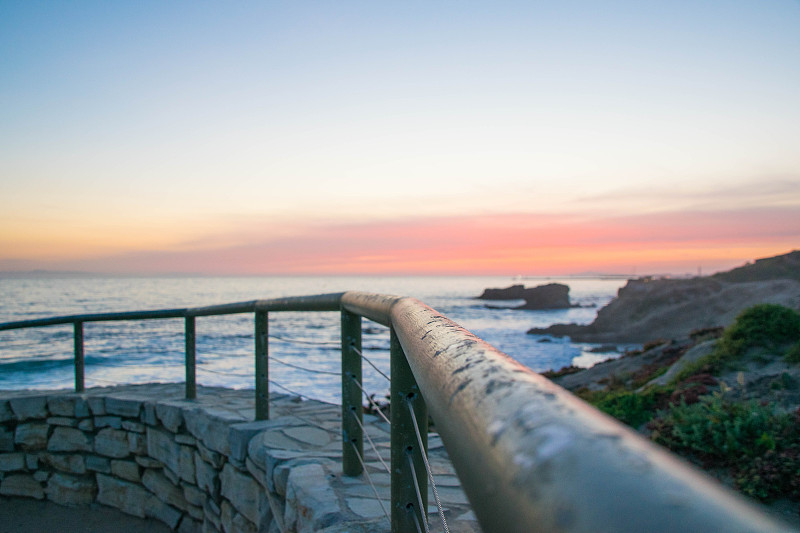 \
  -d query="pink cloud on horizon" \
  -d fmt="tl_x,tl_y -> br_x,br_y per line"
9,206 -> 799,276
